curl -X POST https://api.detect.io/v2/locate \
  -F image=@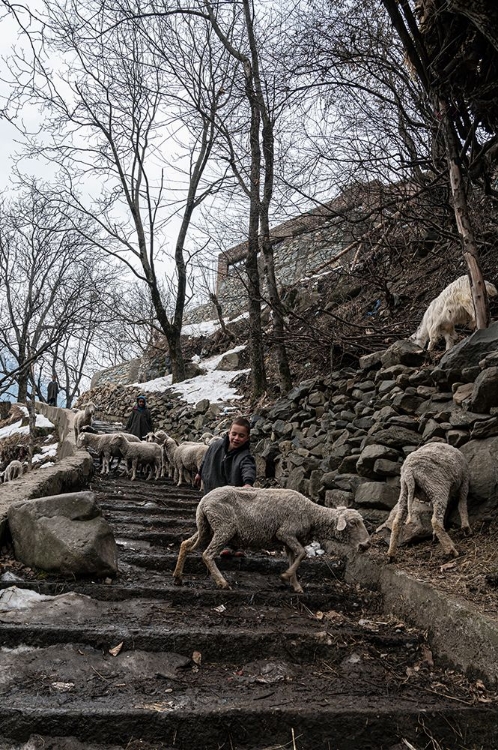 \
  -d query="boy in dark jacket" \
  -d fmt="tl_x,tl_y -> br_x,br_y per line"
194,416 -> 256,557
125,395 -> 153,439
